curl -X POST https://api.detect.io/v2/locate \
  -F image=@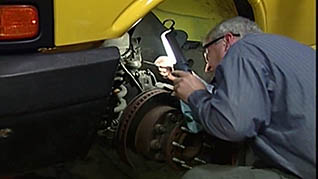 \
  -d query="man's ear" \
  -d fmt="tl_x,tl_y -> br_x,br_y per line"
224,33 -> 235,51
